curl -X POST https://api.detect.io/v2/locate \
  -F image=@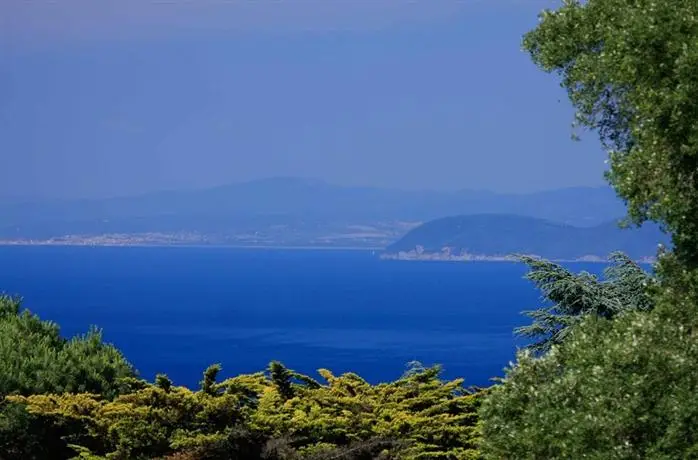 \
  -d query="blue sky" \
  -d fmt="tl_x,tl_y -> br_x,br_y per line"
0,0 -> 608,199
